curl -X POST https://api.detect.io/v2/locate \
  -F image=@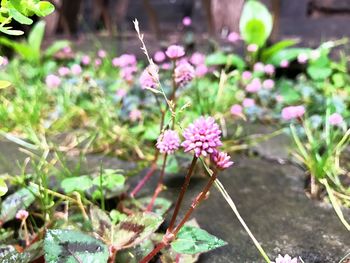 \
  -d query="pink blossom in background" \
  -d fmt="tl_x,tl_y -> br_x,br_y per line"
58,67 -> 70,76
264,64 -> 275,75
227,32 -> 240,43
310,50 -> 320,60
174,62 -> 195,86
0,56 -> 8,66
195,64 -> 208,77
121,66 -> 137,82
71,64 -> 82,75
156,130 -> 180,154
181,116 -> 222,157
45,74 -> 61,88
230,104 -> 243,116
190,52 -> 206,65
243,98 -> 255,108
95,58 -> 102,67
281,105 -> 305,120
98,49 -> 107,58
153,51 -> 166,63
254,62 -> 265,72
297,53 -> 308,64
329,113 -> 343,126
113,54 -> 137,68
211,150 -> 233,170
276,95 -> 284,103
165,45 -> 185,59
272,254 -> 298,263
129,109 -> 142,122
247,44 -> 258,52
62,46 -> 72,54
263,79 -> 275,90
116,88 -> 127,98
140,65 -> 158,89
280,60 -> 289,68
182,16 -> 192,26
161,63 -> 171,70
245,78 -> 262,93
16,210 -> 29,220
242,71 -> 252,81
81,55 -> 91,65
